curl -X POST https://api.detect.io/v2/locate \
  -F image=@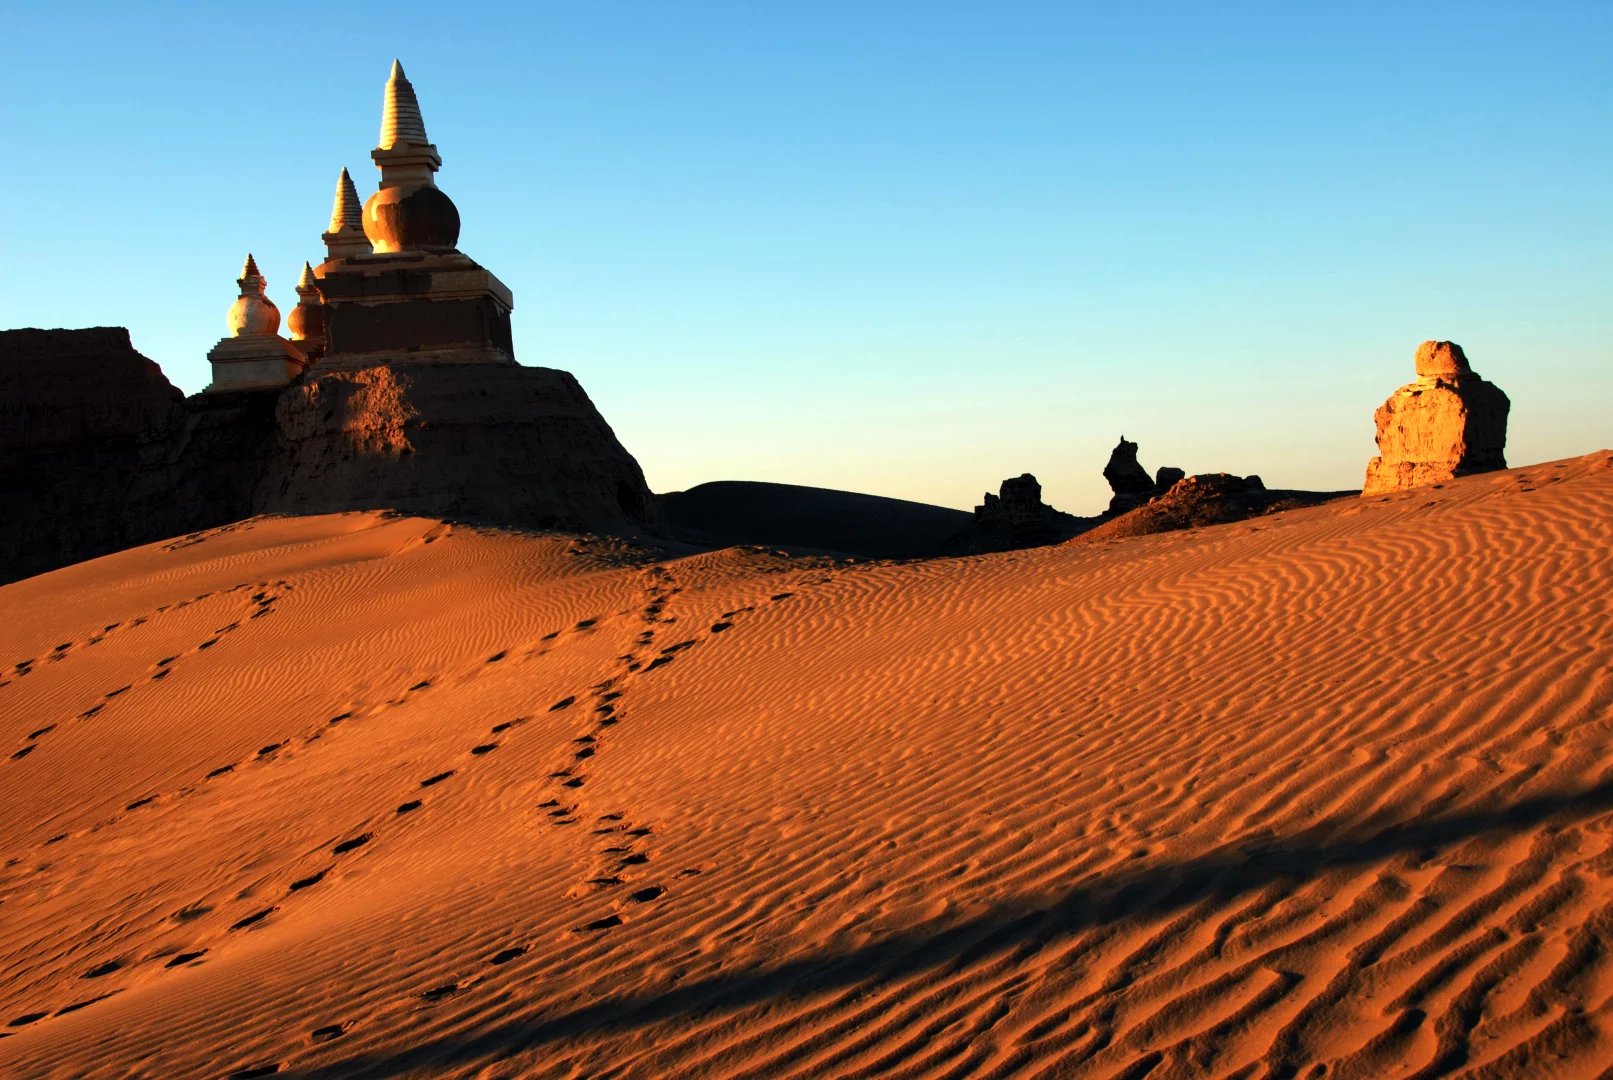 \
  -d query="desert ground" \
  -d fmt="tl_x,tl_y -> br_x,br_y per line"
1,452 -> 1610,1078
